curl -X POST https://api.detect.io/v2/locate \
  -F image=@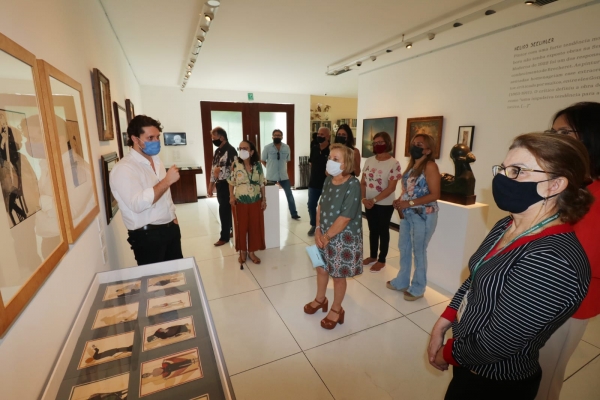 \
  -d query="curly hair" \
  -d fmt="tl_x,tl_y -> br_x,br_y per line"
126,115 -> 163,147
